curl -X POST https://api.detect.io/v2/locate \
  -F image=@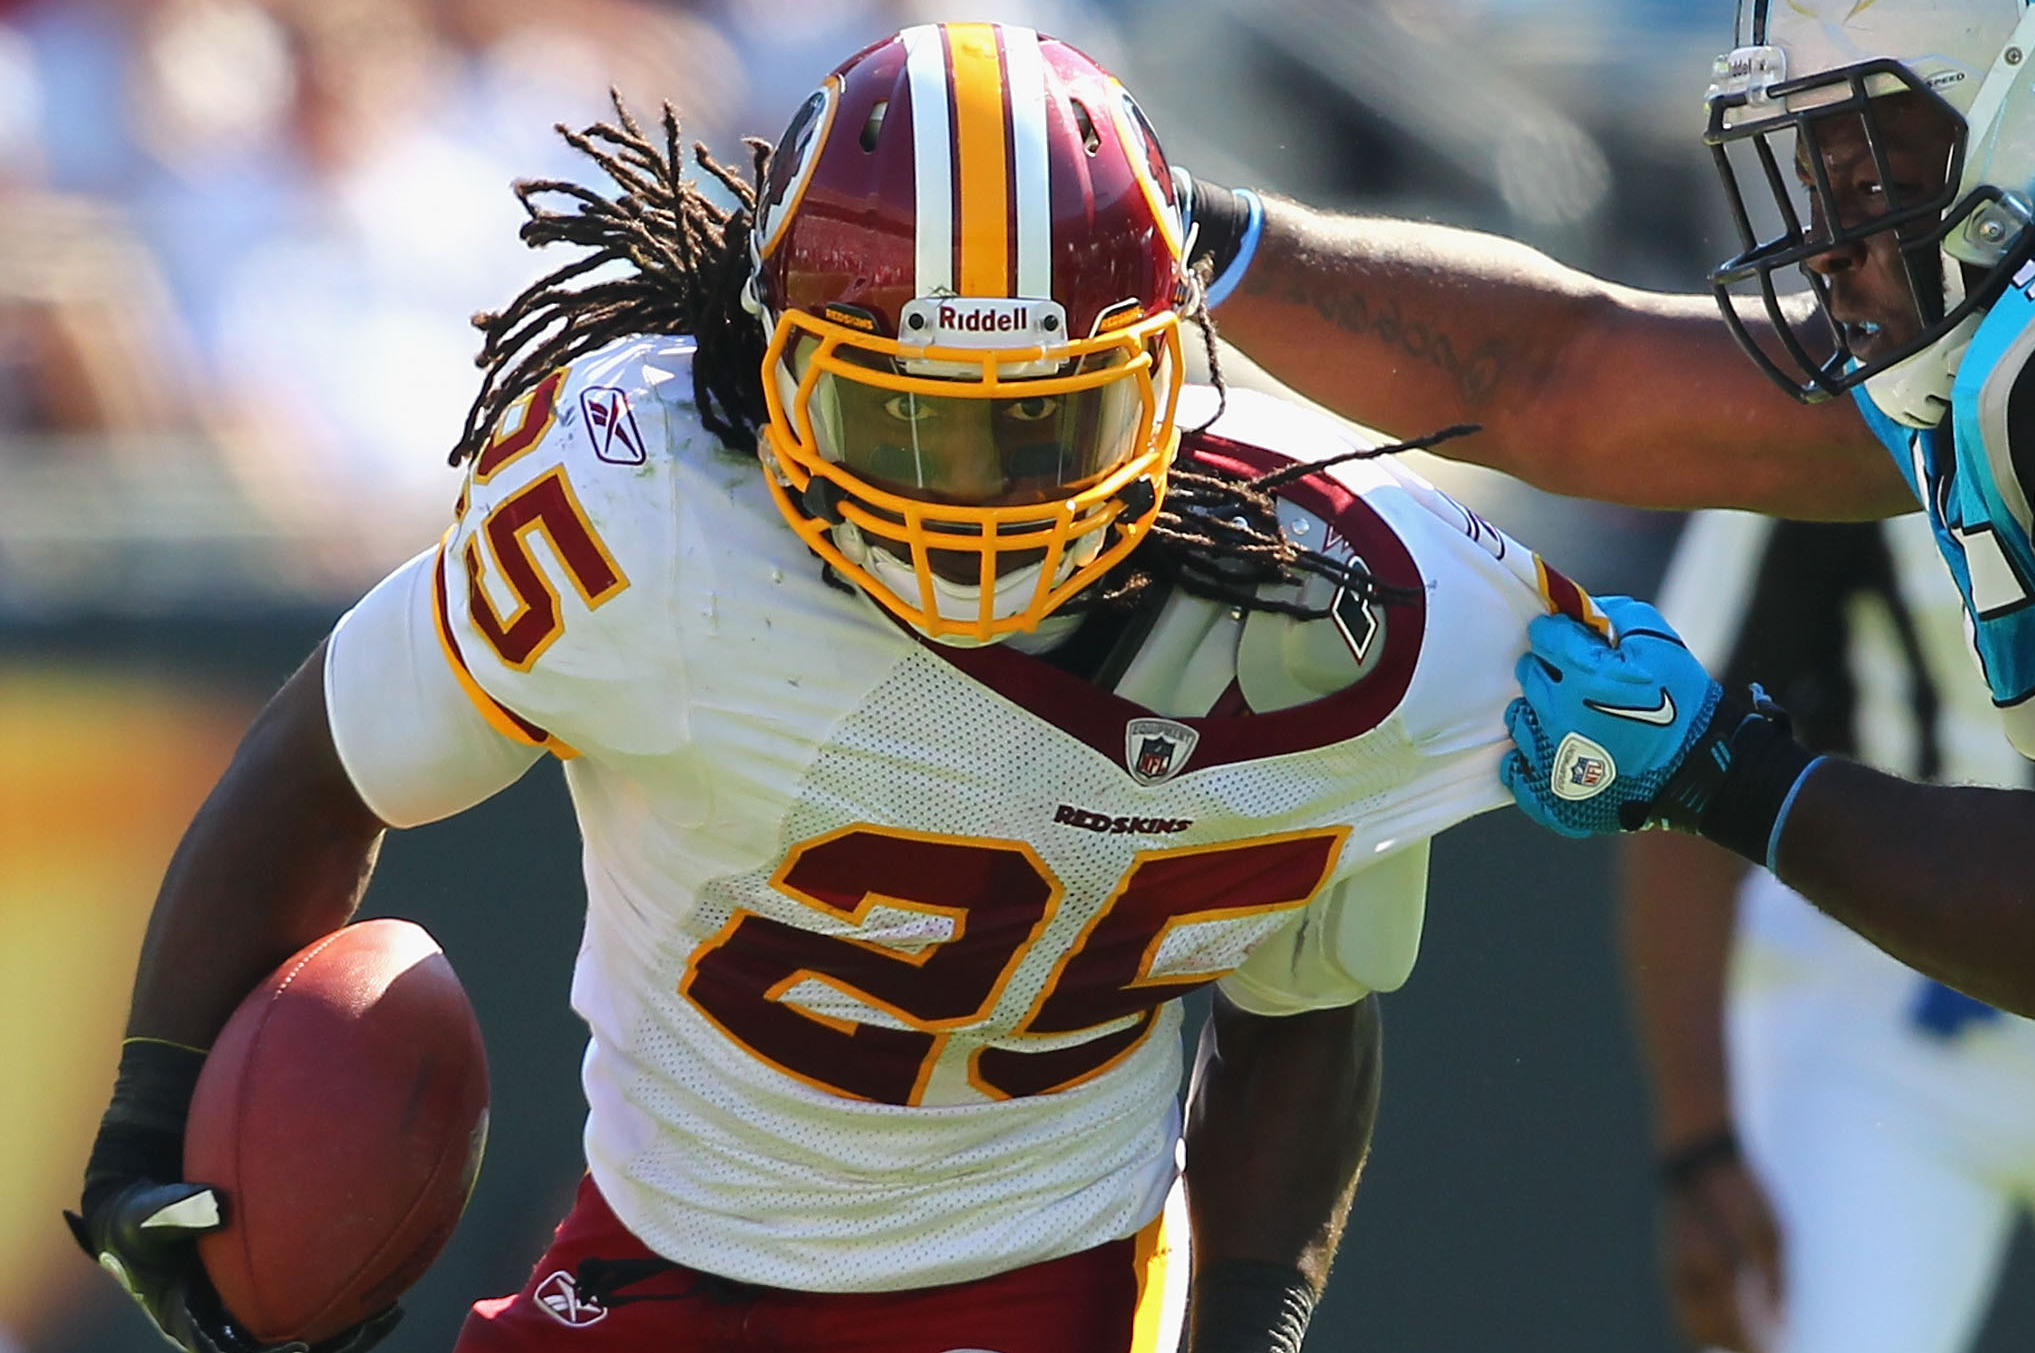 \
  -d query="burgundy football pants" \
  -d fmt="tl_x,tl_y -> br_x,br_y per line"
452,1175 -> 1181,1353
